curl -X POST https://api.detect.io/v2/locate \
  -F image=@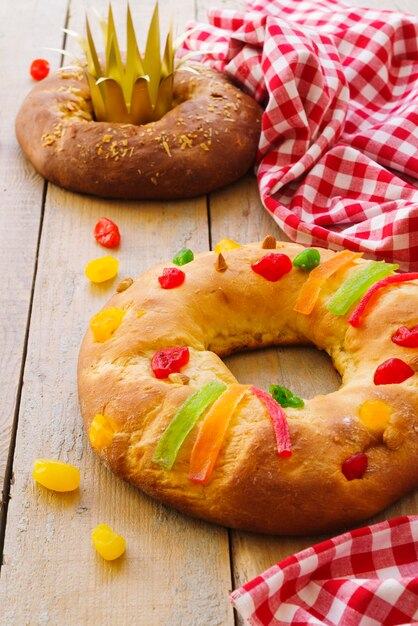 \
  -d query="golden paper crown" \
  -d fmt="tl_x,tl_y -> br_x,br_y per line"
67,3 -> 180,125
